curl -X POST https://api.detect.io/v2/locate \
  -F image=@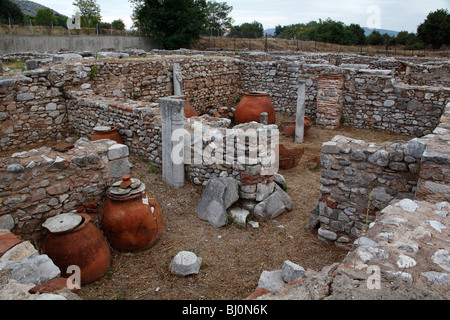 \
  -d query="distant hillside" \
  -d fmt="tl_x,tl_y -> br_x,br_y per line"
363,27 -> 399,37
265,27 -> 401,38
264,28 -> 276,36
9,0 -> 66,17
